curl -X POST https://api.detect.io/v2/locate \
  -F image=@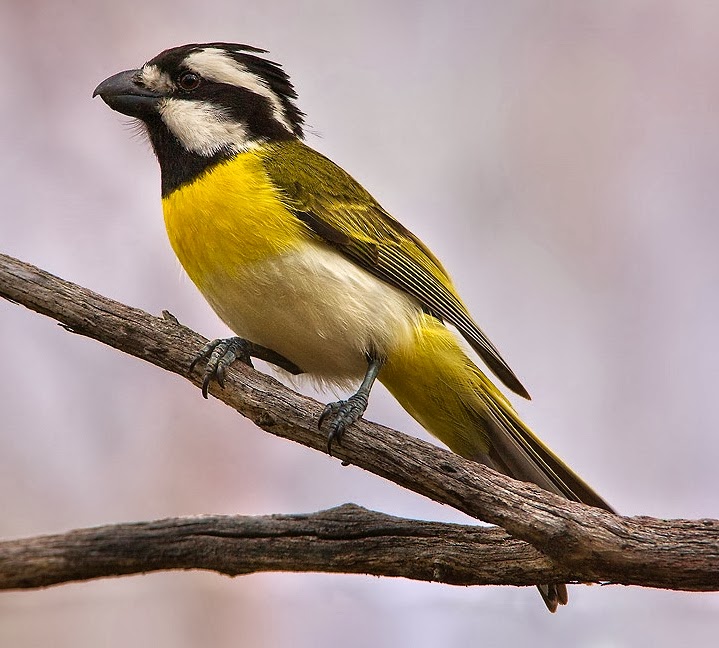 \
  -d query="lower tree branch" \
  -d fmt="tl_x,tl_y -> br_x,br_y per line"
0,505 -> 564,590
1,252 -> 719,592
